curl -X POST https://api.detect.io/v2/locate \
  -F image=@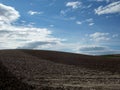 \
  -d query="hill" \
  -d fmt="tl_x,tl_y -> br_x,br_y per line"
22,50 -> 120,73
0,49 -> 120,90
